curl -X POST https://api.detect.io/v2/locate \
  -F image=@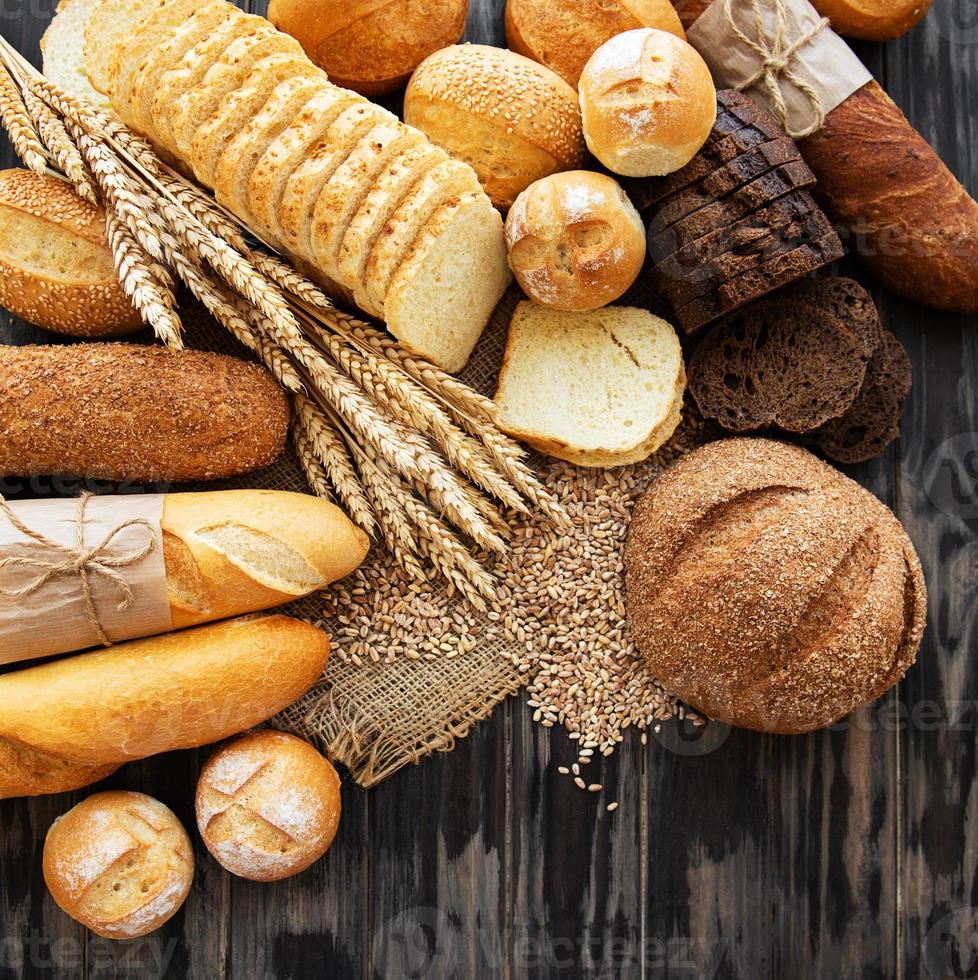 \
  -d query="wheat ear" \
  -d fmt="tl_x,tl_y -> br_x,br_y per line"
0,67 -> 47,174
21,88 -> 97,204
